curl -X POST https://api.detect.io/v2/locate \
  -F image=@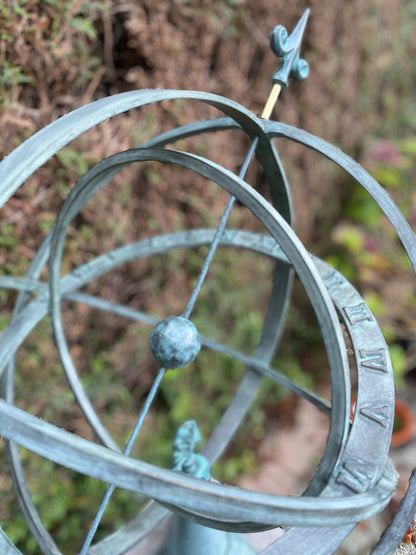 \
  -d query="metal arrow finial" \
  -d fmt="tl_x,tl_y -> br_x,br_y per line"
261,9 -> 310,119
270,8 -> 310,88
